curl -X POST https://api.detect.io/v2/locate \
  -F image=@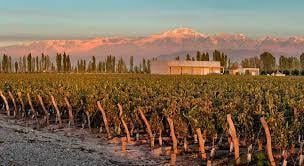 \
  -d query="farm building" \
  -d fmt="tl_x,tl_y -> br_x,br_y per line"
230,67 -> 260,76
150,60 -> 224,75
271,71 -> 286,77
